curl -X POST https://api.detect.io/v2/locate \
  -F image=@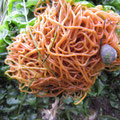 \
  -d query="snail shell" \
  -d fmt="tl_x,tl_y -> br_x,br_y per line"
100,44 -> 117,65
